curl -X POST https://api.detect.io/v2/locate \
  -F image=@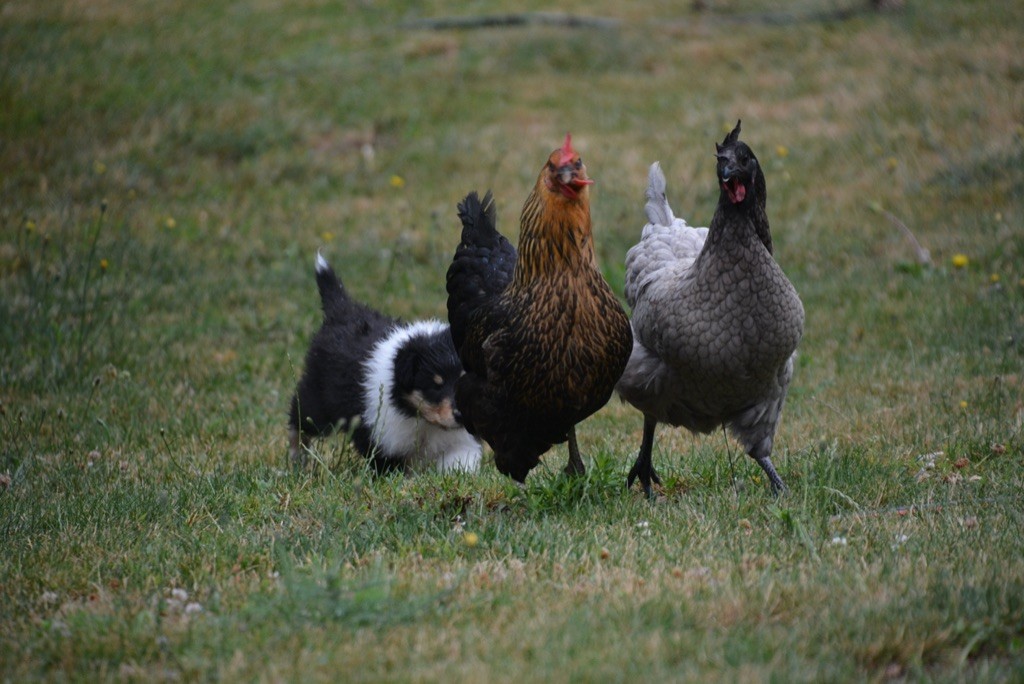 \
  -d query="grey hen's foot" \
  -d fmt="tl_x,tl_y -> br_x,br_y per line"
627,414 -> 661,498
626,459 -> 661,499
755,456 -> 787,496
